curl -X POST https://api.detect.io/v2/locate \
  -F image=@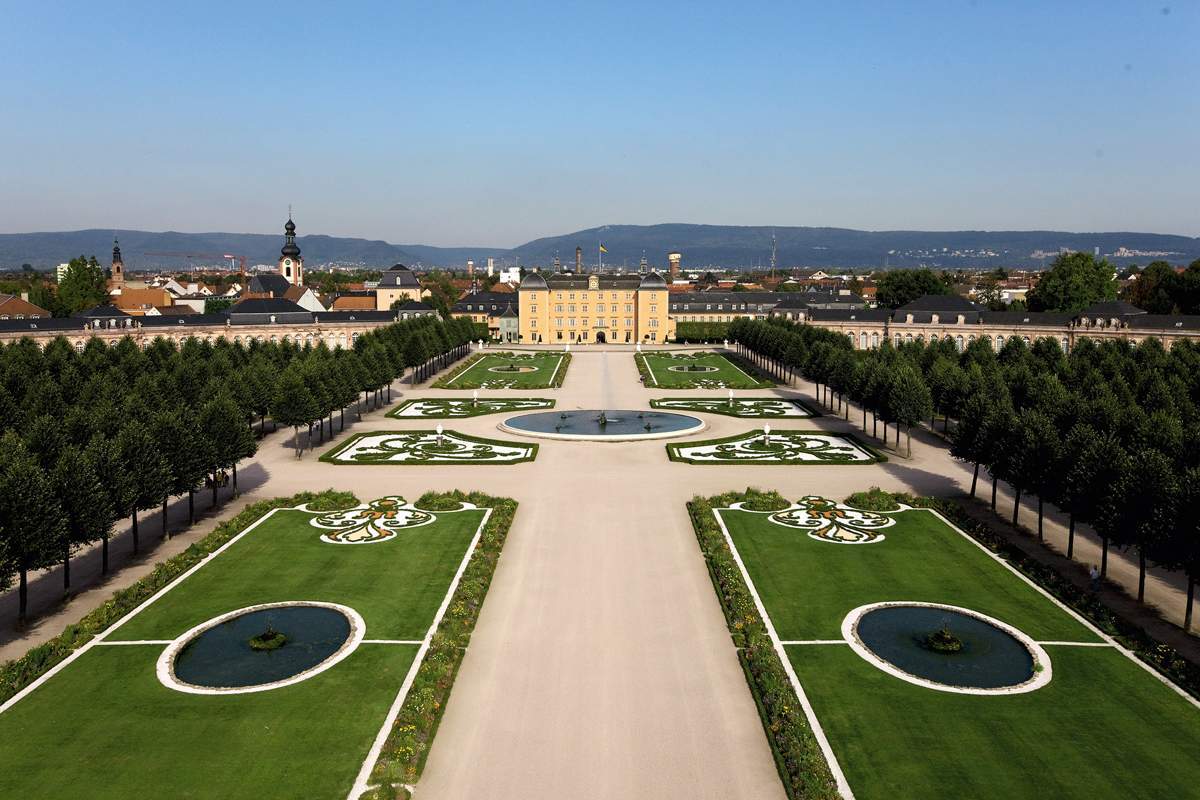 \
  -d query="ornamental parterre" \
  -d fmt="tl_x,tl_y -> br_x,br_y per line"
650,398 -> 816,418
324,431 -> 536,464
309,496 -> 435,543
667,430 -> 880,464
766,495 -> 896,543
390,398 -> 554,419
